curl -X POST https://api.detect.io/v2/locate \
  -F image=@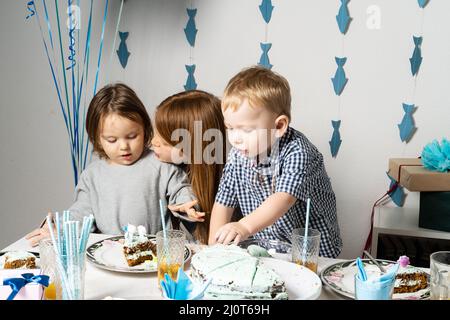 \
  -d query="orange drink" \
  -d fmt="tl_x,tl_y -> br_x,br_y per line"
294,259 -> 318,274
157,261 -> 181,283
